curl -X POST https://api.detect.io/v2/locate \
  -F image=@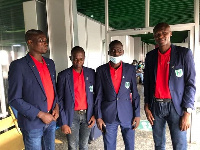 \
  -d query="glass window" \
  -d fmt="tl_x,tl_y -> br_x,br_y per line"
0,1 -> 28,117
